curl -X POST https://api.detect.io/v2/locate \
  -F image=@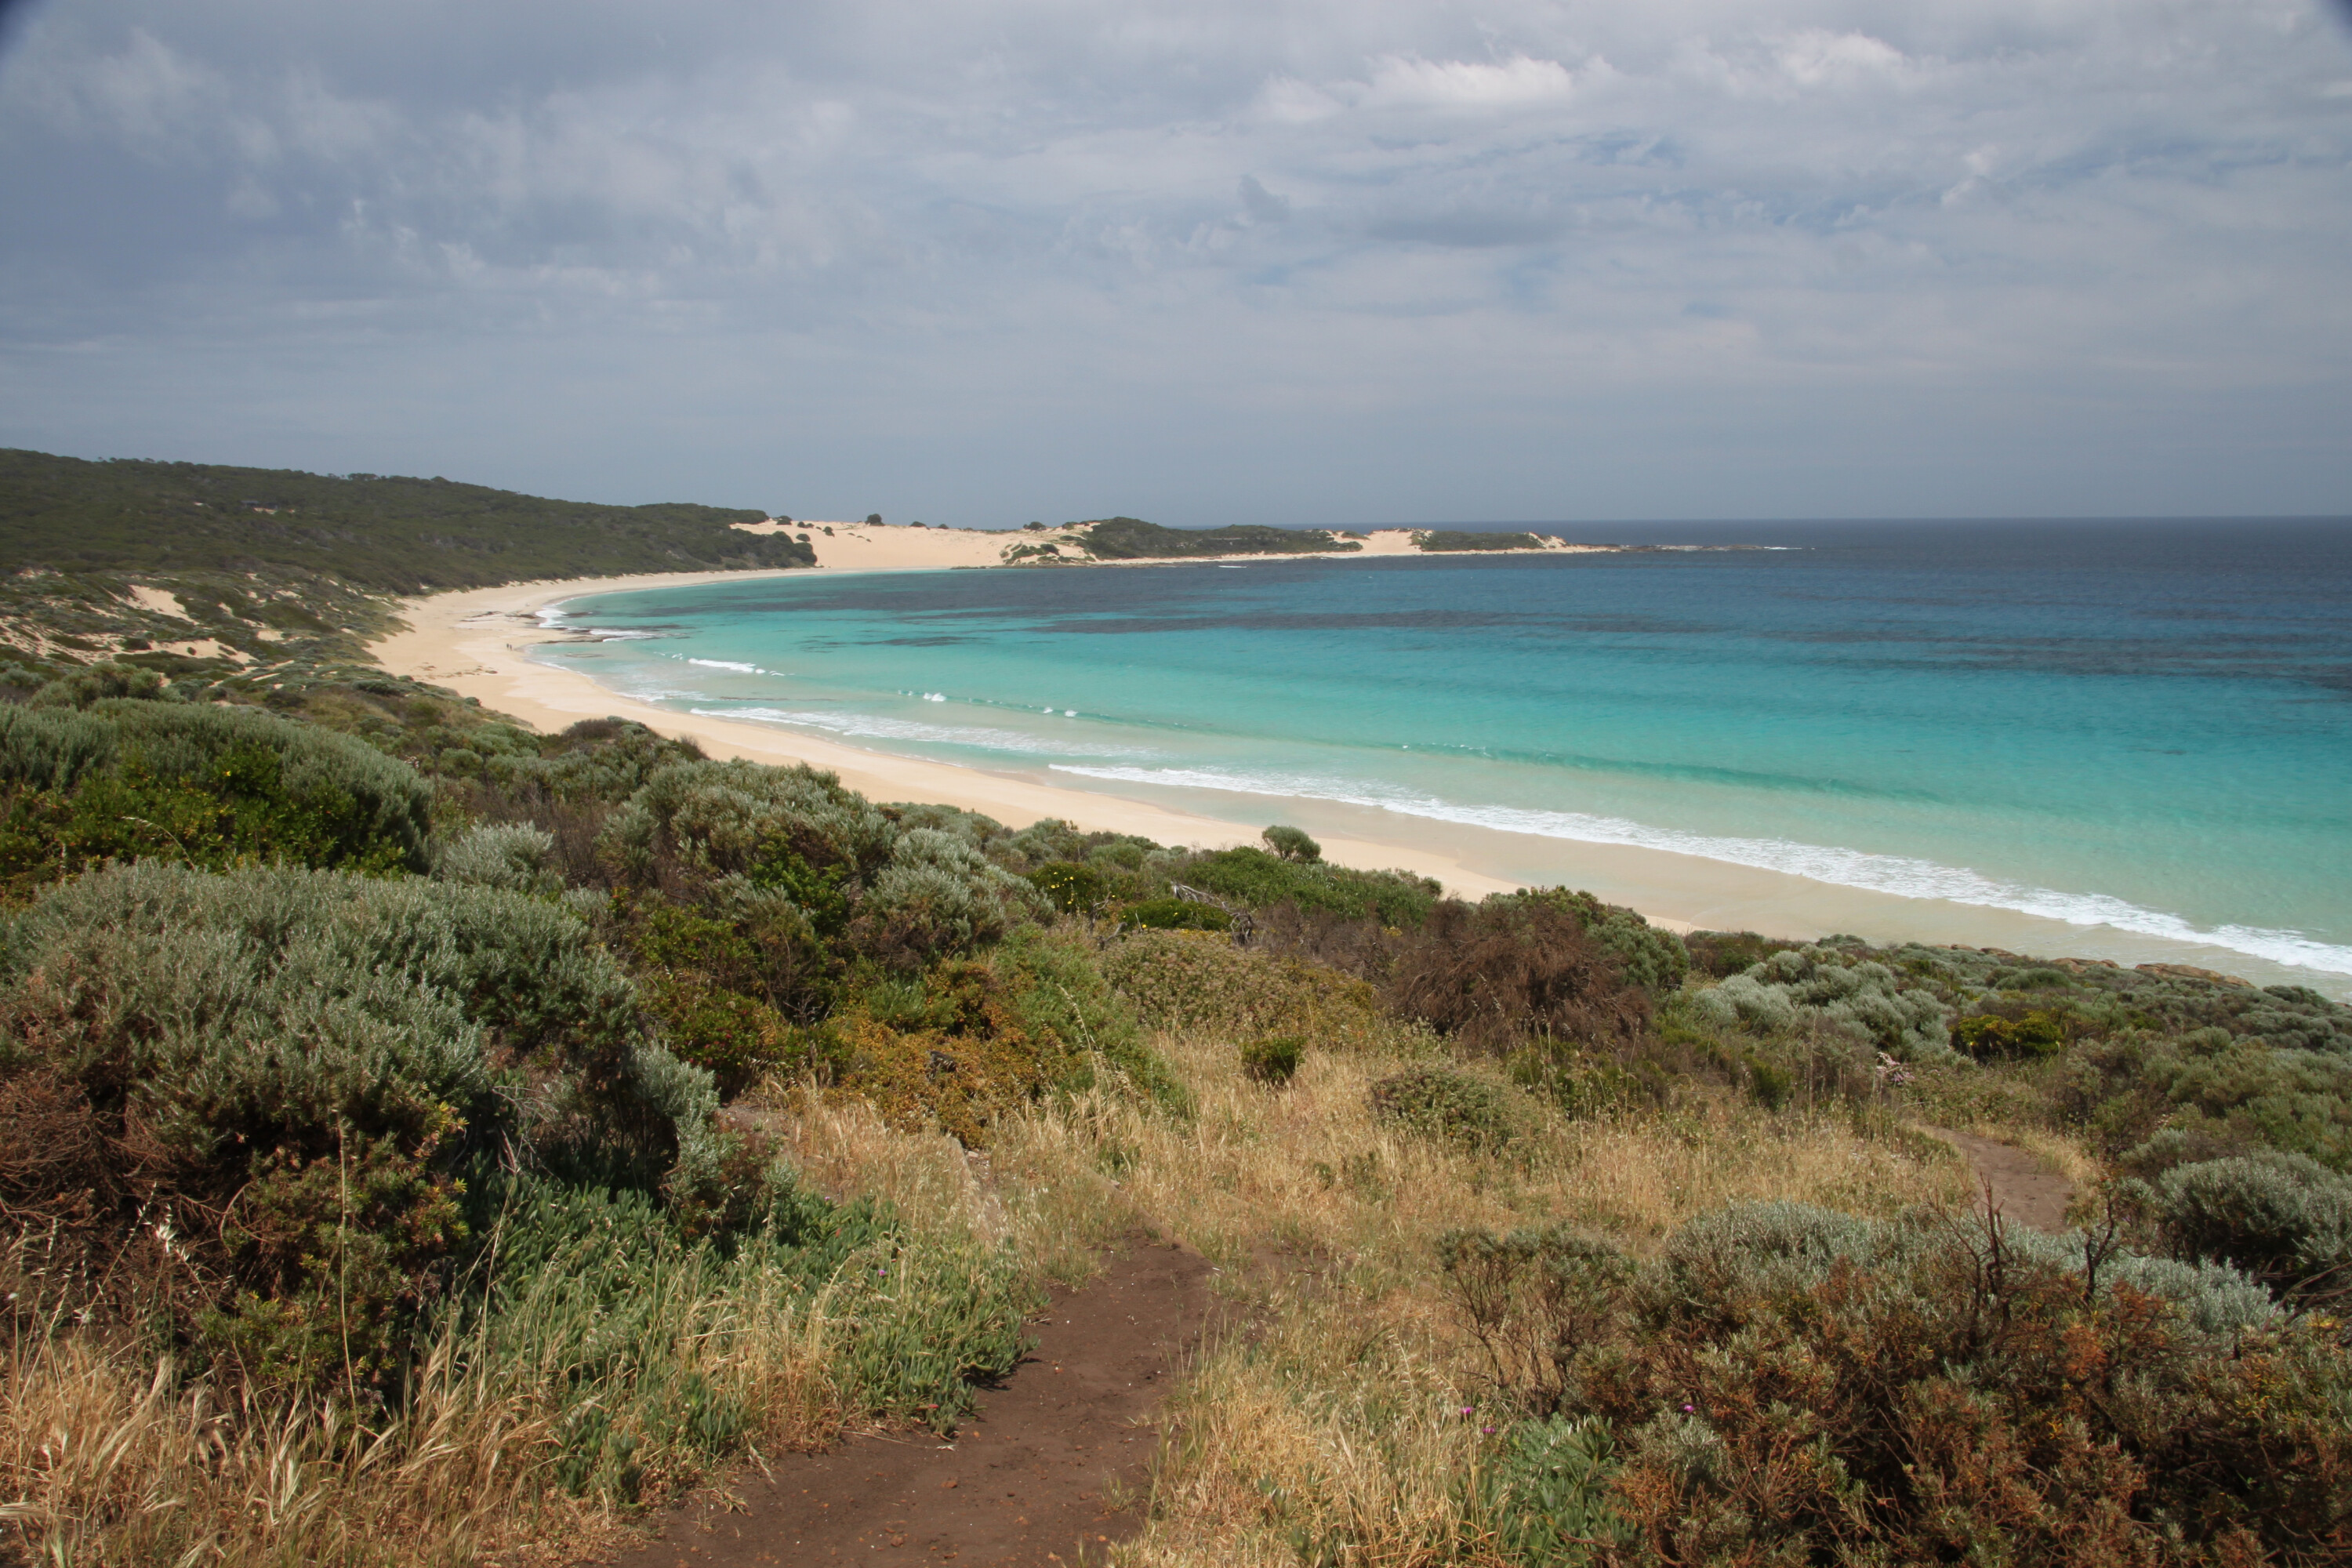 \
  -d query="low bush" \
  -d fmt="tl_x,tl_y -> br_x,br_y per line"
1180,845 -> 1439,927
0,699 -> 432,886
2143,1152 -> 2352,1302
1370,1065 -> 1519,1152
1241,1036 -> 1304,1085
1479,1416 -> 1634,1566
1552,1202 -> 2344,1564
0,860 -> 728,1384
1025,858 -> 1109,913
1690,944 -> 1958,1063
1120,895 -> 1231,932
1436,1223 -> 1632,1415
1388,898 -> 1650,1054
1261,823 -> 1321,862
1102,927 -> 1383,1047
